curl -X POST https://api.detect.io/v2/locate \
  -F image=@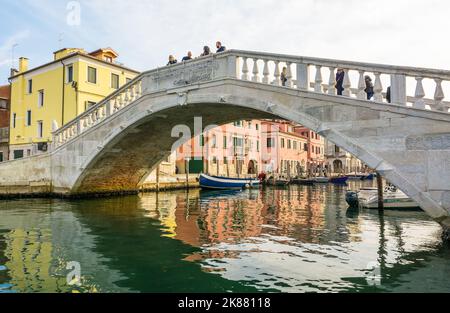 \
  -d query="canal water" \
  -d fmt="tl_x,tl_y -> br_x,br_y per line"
0,181 -> 449,293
